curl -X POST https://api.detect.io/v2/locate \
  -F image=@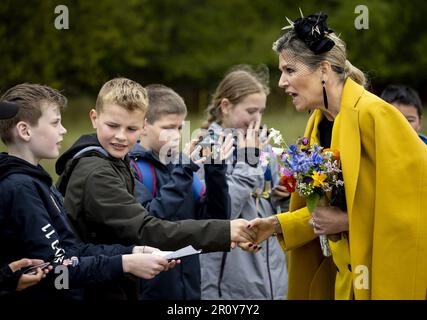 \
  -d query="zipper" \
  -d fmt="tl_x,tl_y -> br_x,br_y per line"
266,237 -> 274,299
50,194 -> 61,213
